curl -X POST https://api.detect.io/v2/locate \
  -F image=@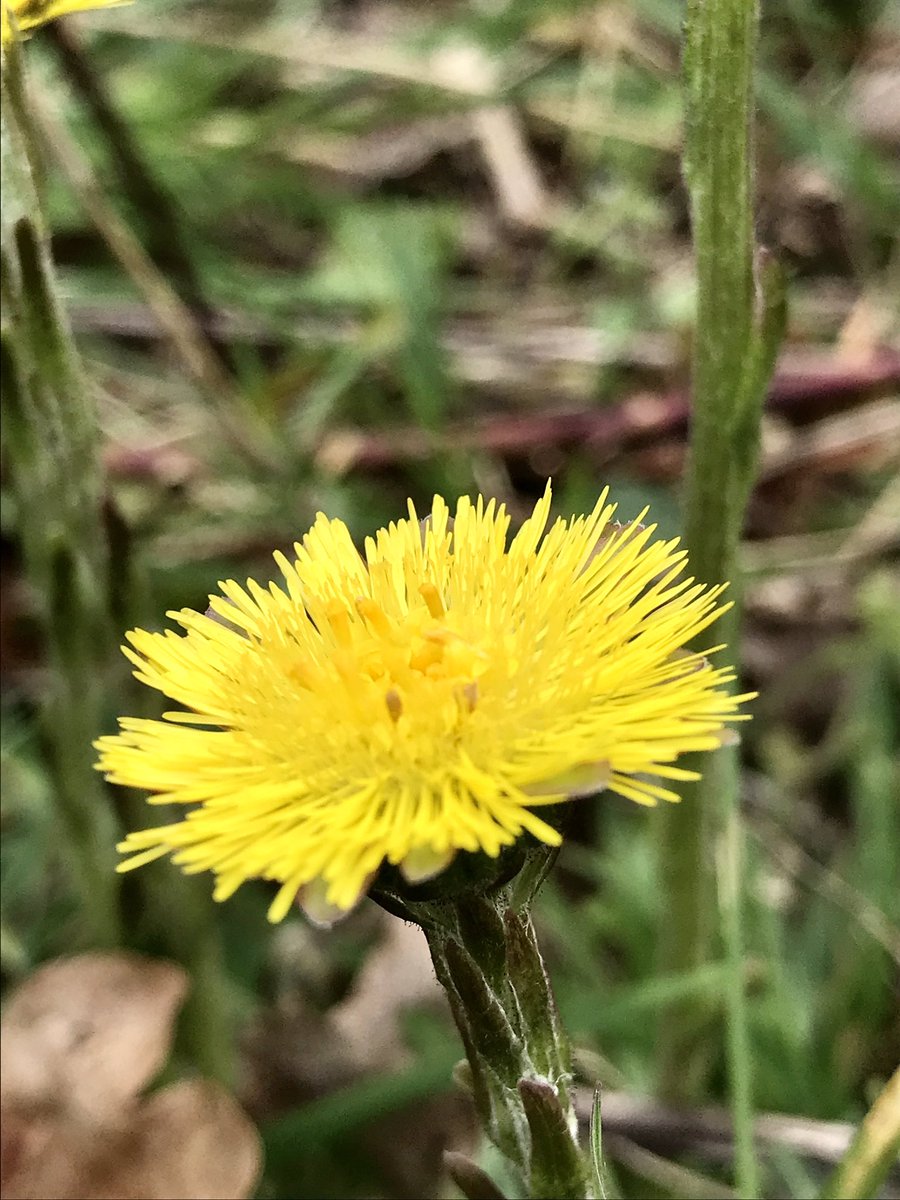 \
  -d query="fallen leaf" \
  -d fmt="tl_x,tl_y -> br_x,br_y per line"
91,1080 -> 262,1200
1,953 -> 262,1200
1,953 -> 187,1122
